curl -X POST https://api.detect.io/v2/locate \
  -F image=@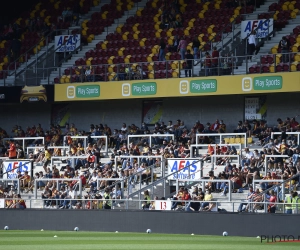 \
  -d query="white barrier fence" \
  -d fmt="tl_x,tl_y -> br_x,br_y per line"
127,134 -> 175,148
189,143 -> 242,158
2,137 -> 45,151
0,178 -> 21,194
26,146 -> 70,156
264,155 -> 289,175
34,178 -> 82,199
0,198 -> 297,213
271,132 -> 300,145
196,133 -> 247,148
175,179 -> 232,202
63,135 -> 108,155
114,155 -> 163,172
50,155 -> 98,169
252,179 -> 286,213
201,154 -> 241,177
